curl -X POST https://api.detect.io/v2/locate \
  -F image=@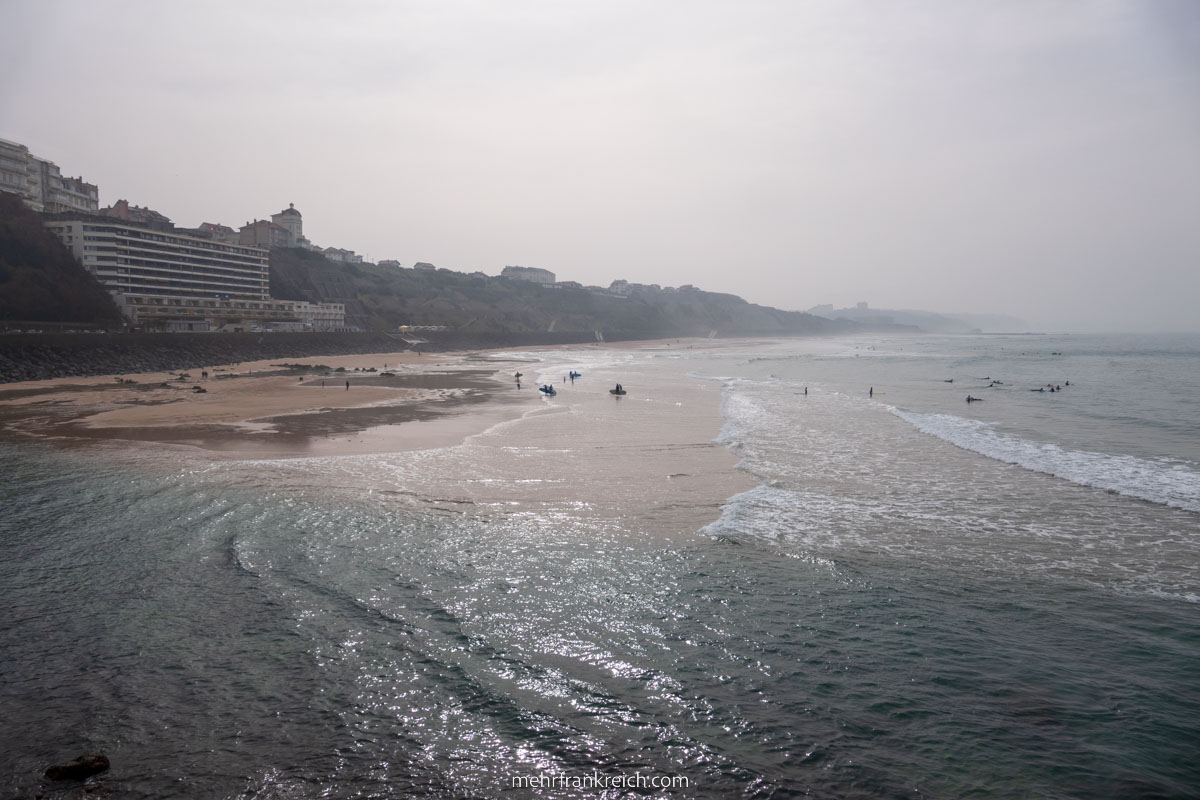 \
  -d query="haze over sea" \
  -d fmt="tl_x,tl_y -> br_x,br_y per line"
3,333 -> 1198,799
